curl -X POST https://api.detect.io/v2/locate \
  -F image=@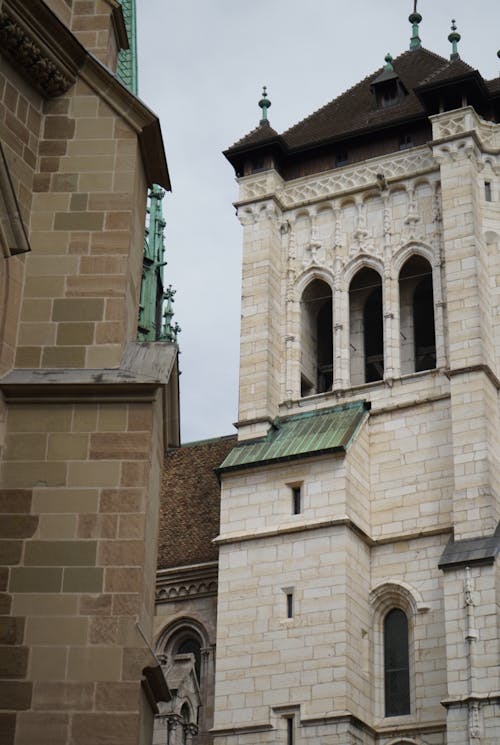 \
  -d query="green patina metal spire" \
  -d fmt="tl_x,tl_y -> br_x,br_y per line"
259,86 -> 271,124
409,0 -> 422,50
448,19 -> 461,61
115,1 -> 179,342
161,286 -> 181,343
116,0 -> 138,94
138,186 -> 167,341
